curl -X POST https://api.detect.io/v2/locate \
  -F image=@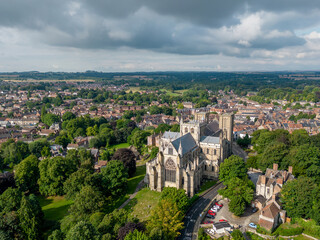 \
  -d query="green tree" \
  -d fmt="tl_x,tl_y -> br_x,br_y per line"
29,139 -> 50,158
160,187 -> 190,212
100,160 -> 128,197
38,156 -> 77,196
124,230 -> 150,240
18,196 -> 40,240
281,176 -> 316,219
55,135 -> 71,148
218,178 -> 254,216
48,230 -> 65,240
14,155 -> 39,193
219,155 -> 247,182
62,112 -> 76,122
112,148 -> 136,178
66,221 -> 100,240
69,186 -> 104,217
231,229 -> 245,240
147,200 -> 184,239
257,142 -> 289,171
0,188 -> 22,214
43,113 -> 60,126
64,169 -> 93,200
